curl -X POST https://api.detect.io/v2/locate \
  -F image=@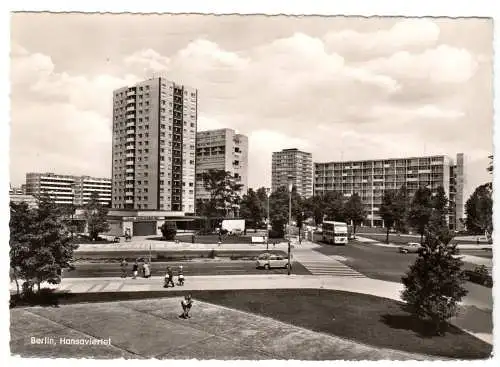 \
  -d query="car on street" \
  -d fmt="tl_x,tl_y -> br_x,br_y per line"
464,265 -> 493,287
256,252 -> 289,269
399,242 -> 422,254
